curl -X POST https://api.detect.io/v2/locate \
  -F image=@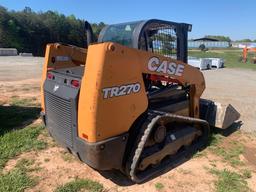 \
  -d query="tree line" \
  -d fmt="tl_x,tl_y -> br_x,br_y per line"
190,36 -> 256,43
204,35 -> 256,43
204,35 -> 232,42
0,6 -> 105,56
